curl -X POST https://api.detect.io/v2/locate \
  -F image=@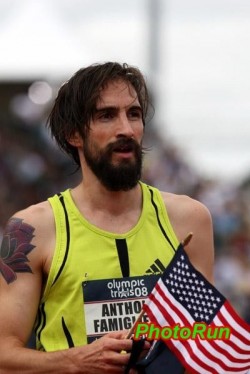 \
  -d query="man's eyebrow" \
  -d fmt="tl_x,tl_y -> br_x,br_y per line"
94,106 -> 117,112
128,105 -> 142,111
94,104 -> 142,112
